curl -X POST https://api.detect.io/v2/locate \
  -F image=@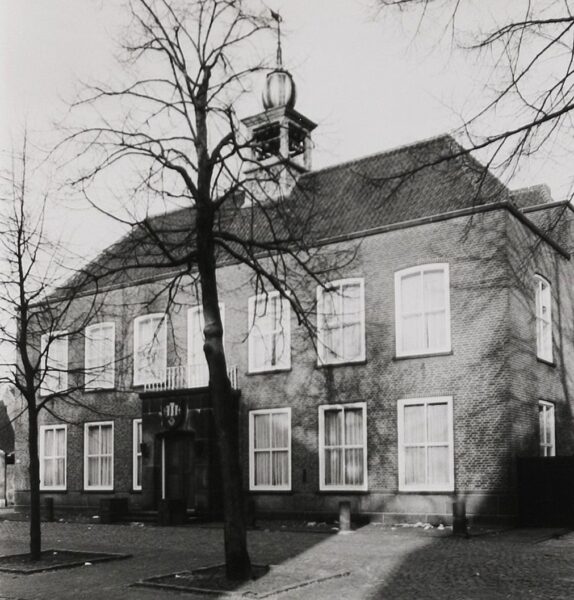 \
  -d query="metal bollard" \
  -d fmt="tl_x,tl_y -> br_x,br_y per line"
339,500 -> 352,534
452,499 -> 468,537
